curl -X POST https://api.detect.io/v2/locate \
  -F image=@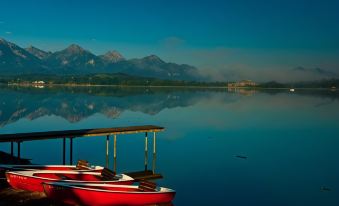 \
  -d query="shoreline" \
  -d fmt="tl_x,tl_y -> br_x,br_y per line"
2,83 -> 337,90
